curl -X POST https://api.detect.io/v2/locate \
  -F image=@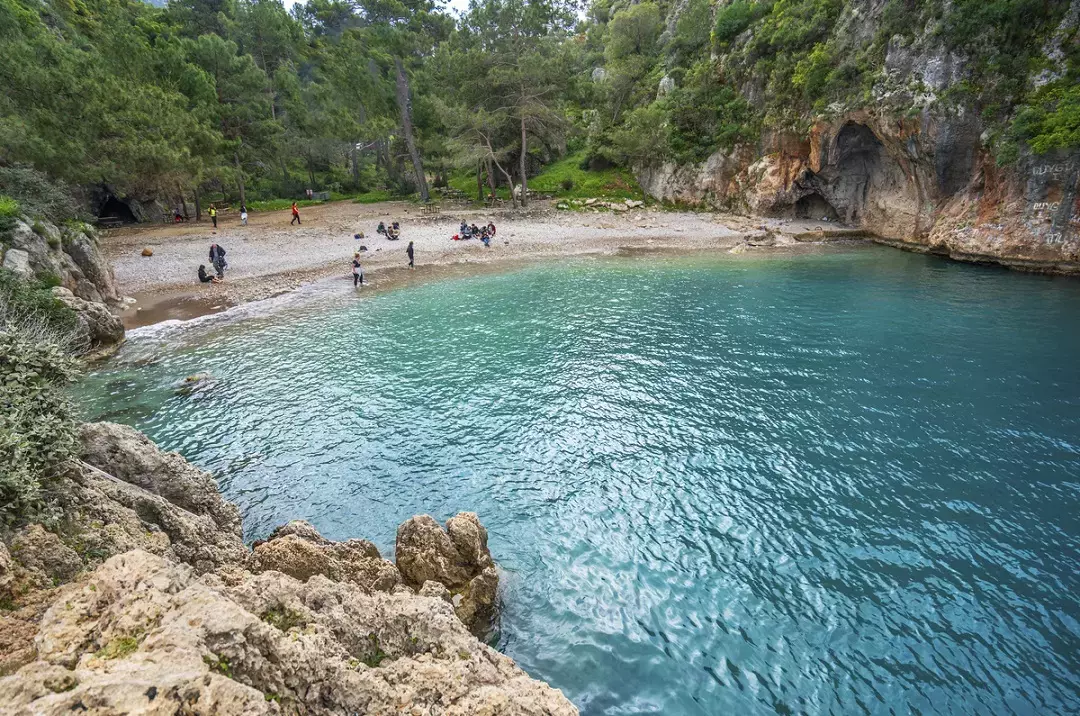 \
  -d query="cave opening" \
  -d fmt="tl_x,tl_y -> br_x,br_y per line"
97,195 -> 137,224
830,122 -> 886,225
795,192 -> 839,221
